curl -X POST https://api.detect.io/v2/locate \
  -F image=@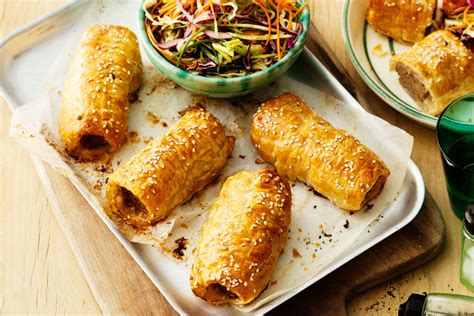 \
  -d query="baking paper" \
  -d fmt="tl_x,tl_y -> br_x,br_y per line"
9,0 -> 413,311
